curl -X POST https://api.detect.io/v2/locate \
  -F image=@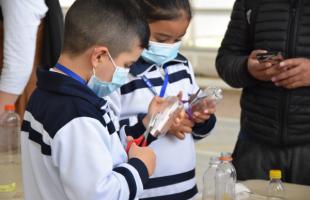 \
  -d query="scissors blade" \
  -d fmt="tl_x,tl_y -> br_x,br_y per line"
189,88 -> 201,105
